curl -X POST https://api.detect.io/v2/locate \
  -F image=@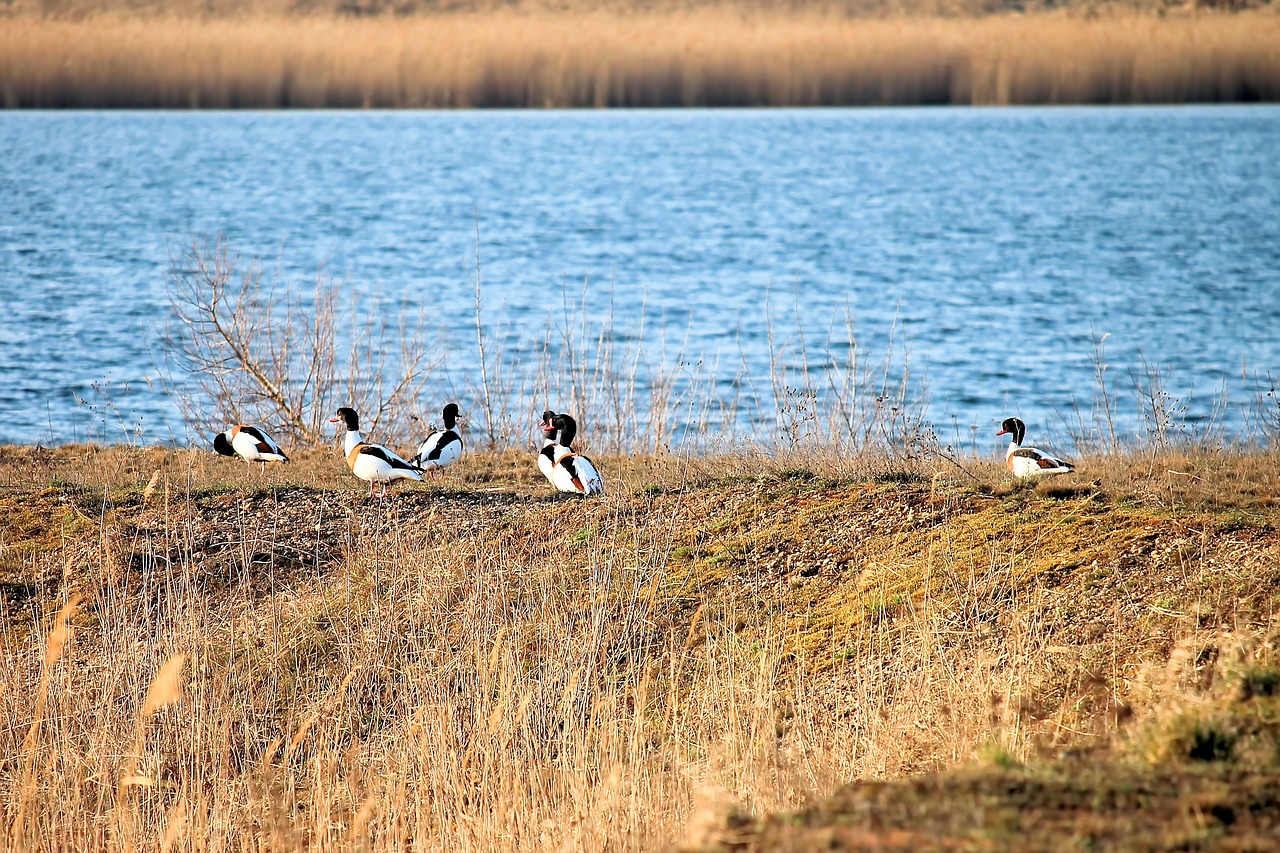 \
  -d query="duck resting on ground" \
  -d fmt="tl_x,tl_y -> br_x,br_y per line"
329,407 -> 423,498
996,417 -> 1075,479
537,410 -> 561,487
409,402 -> 464,478
538,410 -> 604,496
212,425 -> 289,476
